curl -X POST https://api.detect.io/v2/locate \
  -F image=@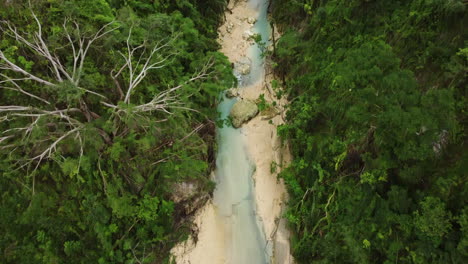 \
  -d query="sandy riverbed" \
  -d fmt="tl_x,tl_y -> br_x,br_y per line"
172,1 -> 293,263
